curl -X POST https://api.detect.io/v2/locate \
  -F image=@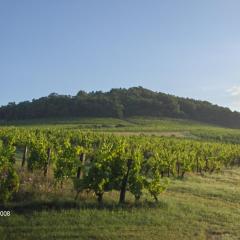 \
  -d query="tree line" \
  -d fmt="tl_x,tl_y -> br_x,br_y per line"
0,86 -> 240,128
